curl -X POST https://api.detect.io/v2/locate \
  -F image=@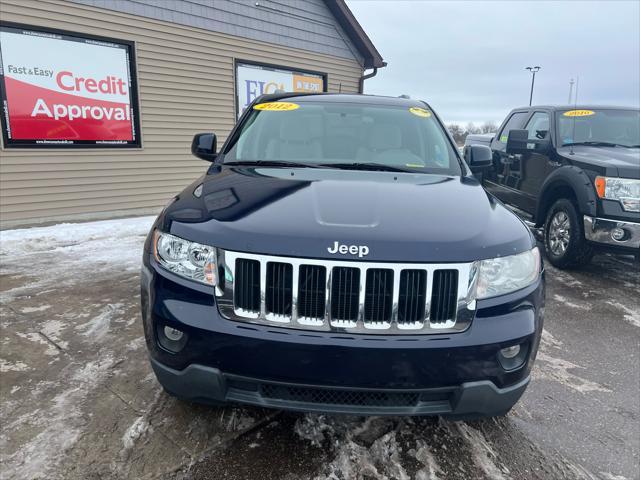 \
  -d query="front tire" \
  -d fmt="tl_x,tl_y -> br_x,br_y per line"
543,198 -> 593,269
